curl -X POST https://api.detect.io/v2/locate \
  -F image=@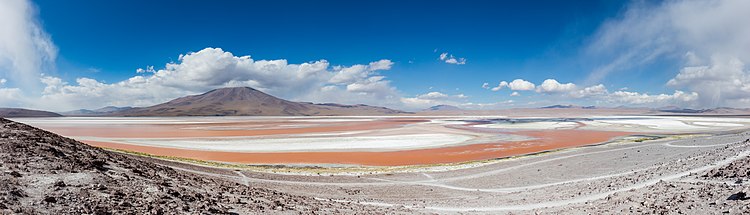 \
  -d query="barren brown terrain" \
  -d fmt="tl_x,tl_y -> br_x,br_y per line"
0,118 -> 411,214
